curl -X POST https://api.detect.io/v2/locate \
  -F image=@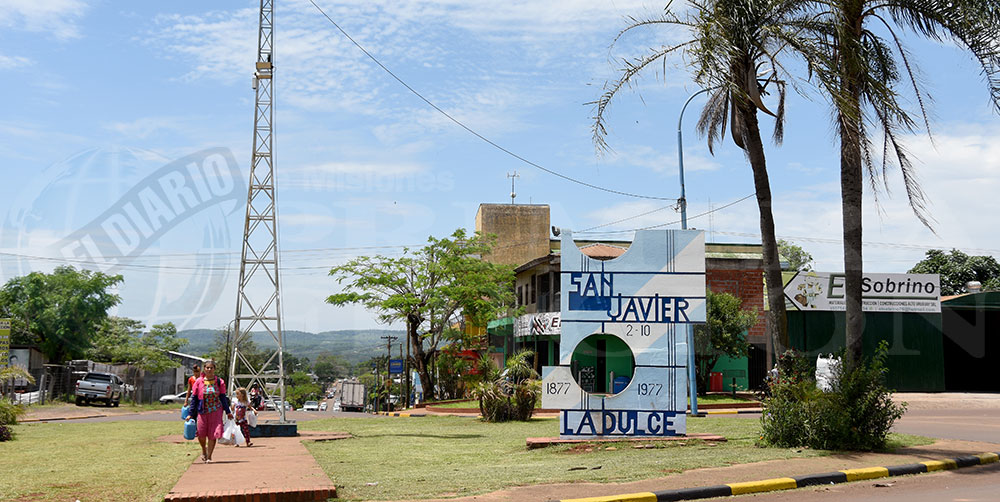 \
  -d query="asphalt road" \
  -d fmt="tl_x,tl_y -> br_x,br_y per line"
892,408 -> 1000,443
720,404 -> 1000,501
